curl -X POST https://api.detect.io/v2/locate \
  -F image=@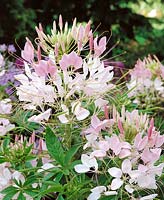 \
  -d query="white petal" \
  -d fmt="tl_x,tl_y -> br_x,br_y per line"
74,164 -> 89,173
87,192 -> 101,200
125,185 -> 134,194
91,186 -> 106,194
94,98 -> 108,110
75,107 -> 90,121
58,114 -> 69,123
137,174 -> 157,189
38,163 -> 55,173
42,163 -> 55,170
108,167 -> 122,178
28,109 -> 51,123
12,171 -> 25,183
140,194 -> 158,200
104,191 -> 118,196
3,168 -> 12,180
81,154 -> 98,171
121,159 -> 132,174
111,178 -> 123,190
72,102 -> 90,120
